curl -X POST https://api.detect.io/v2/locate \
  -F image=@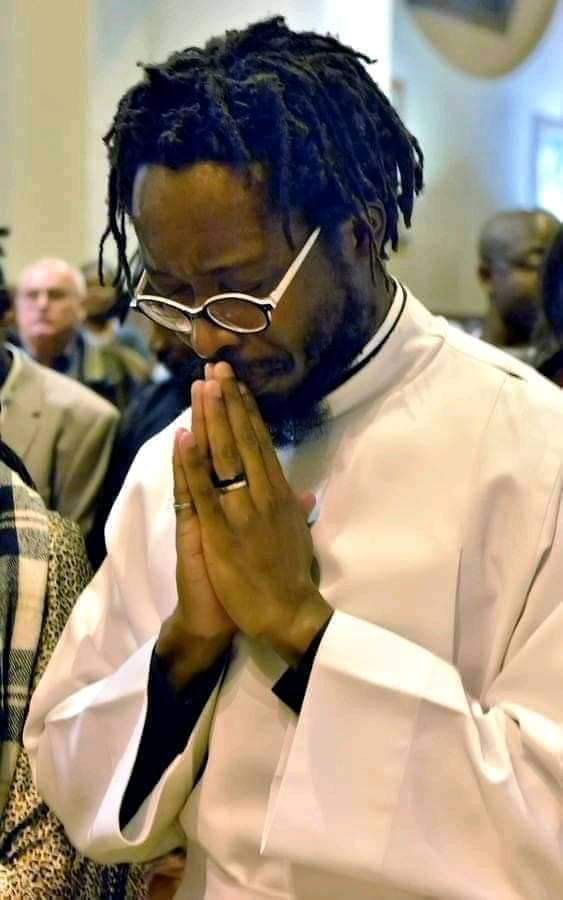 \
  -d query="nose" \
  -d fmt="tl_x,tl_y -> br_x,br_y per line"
36,291 -> 50,311
189,316 -> 242,360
